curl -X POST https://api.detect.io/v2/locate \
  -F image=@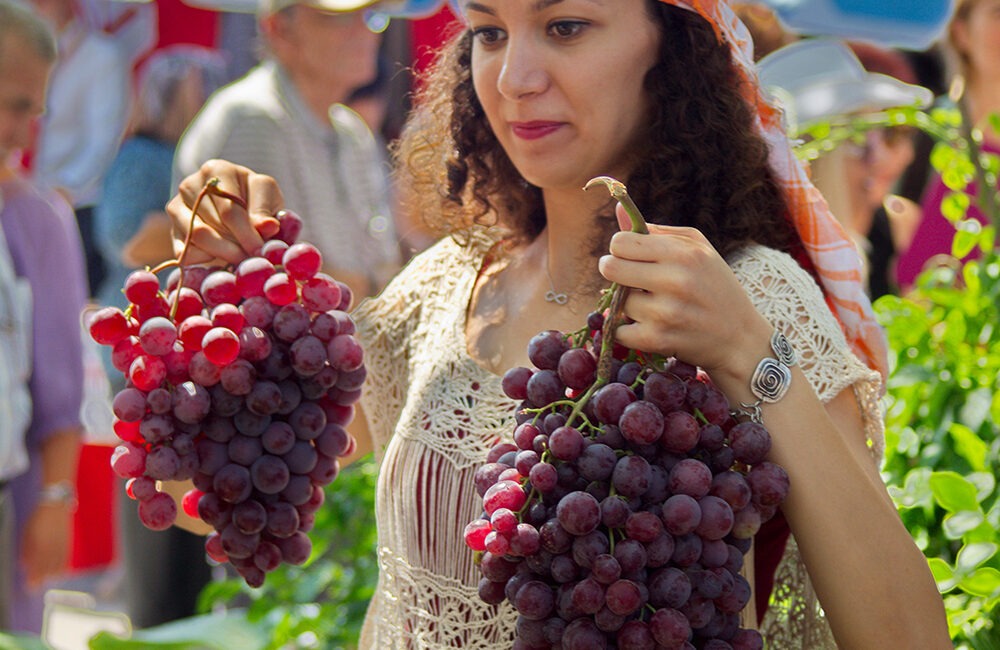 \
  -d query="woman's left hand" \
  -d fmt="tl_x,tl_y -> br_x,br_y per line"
597,205 -> 773,377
